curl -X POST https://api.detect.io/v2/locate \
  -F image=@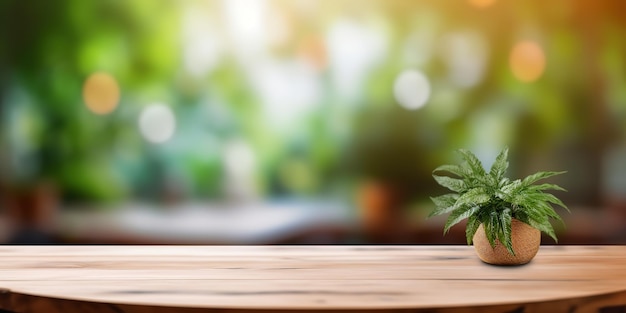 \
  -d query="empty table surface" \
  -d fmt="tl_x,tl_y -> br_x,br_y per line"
0,245 -> 625,313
